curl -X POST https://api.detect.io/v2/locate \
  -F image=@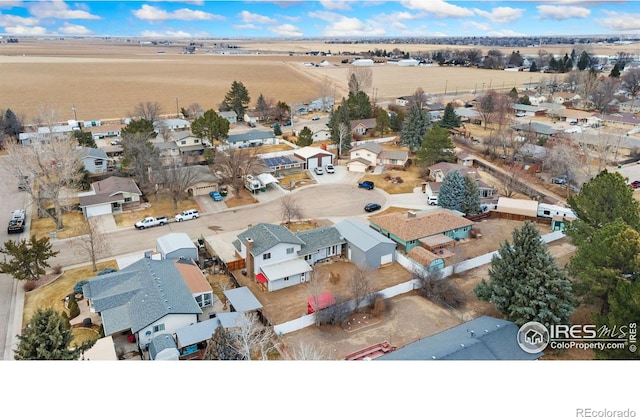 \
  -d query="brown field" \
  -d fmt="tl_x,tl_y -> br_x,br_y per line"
4,37 -> 637,123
